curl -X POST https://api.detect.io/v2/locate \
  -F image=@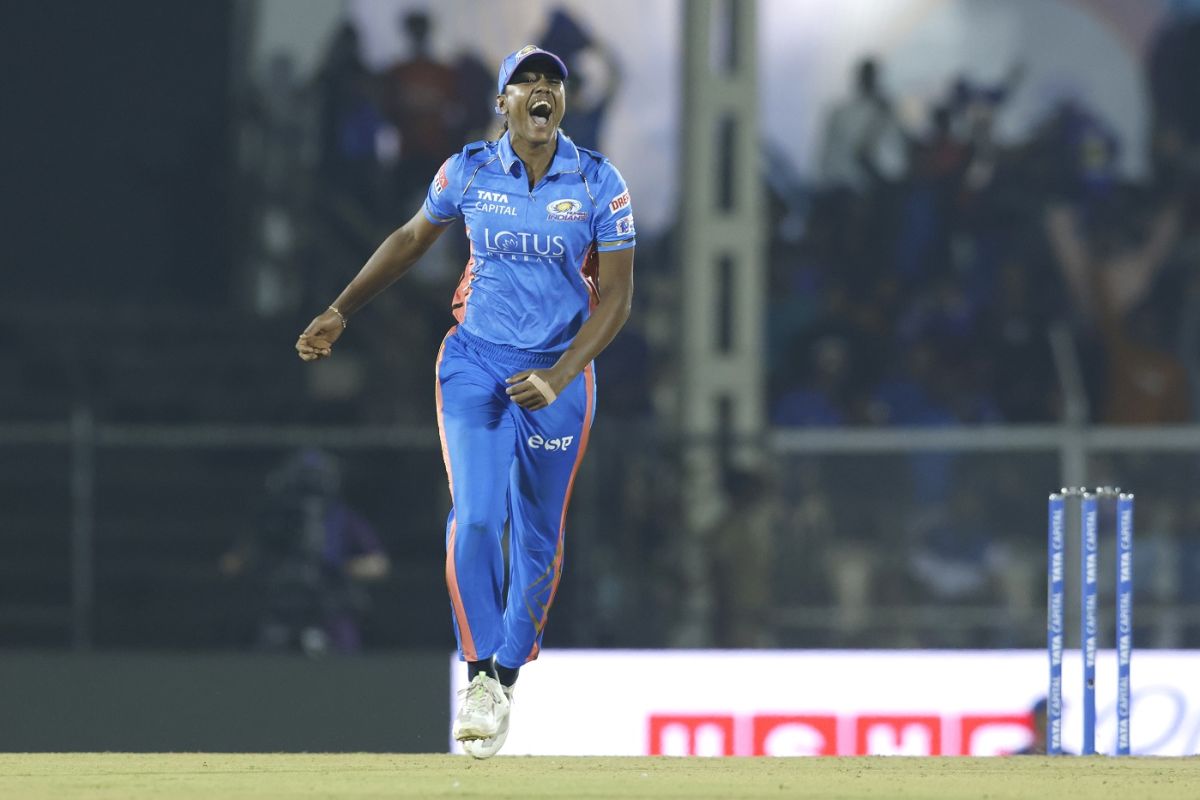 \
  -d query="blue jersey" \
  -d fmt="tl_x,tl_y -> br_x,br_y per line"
423,131 -> 636,353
